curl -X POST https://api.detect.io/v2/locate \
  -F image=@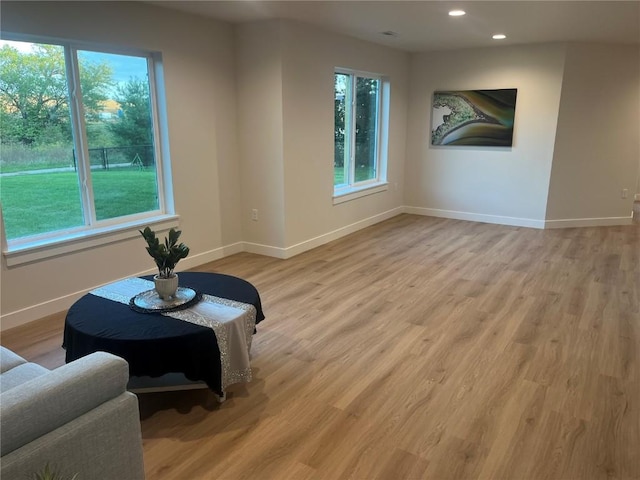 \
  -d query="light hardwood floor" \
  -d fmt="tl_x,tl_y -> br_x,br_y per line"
2,214 -> 639,479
